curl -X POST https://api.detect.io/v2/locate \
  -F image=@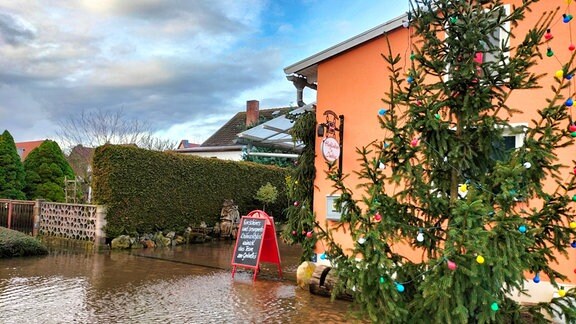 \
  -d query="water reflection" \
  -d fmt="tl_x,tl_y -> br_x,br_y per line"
0,242 -> 357,323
